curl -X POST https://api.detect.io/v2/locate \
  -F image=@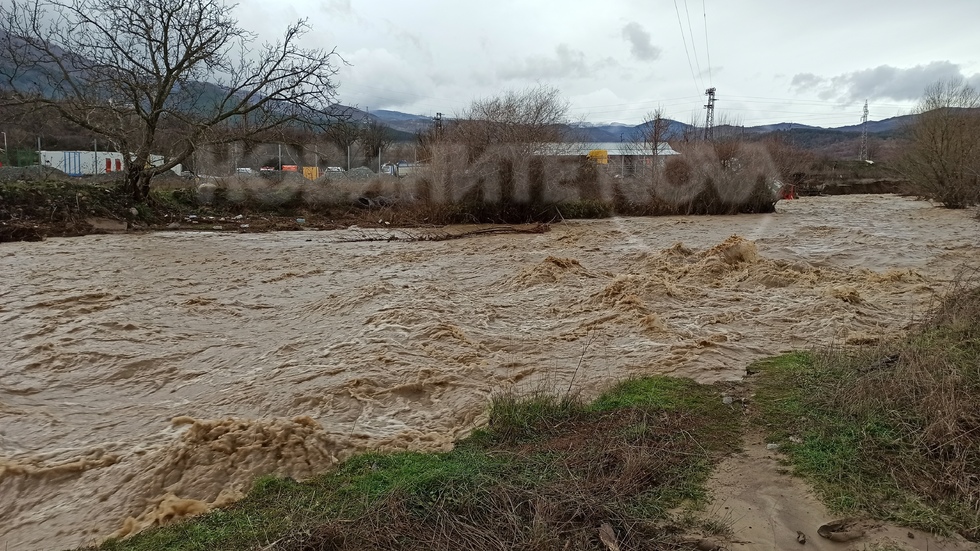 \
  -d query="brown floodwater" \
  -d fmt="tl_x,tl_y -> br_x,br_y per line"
1,194 -> 978,550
